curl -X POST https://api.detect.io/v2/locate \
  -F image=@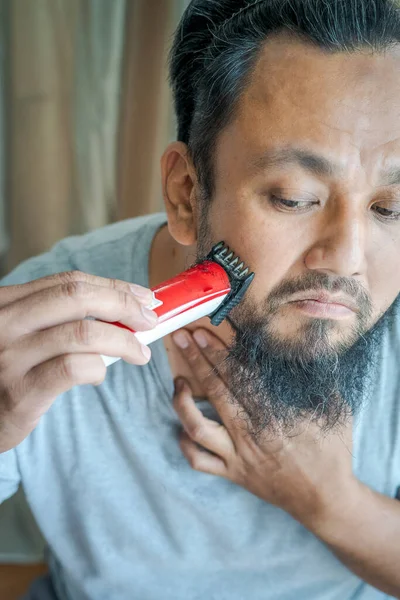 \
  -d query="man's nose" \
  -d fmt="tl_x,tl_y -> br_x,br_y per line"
304,203 -> 367,278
